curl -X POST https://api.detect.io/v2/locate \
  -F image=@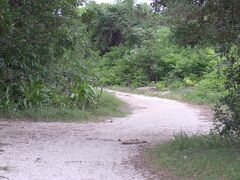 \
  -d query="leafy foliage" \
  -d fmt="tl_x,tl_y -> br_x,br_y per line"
81,0 -> 154,54
156,0 -> 240,137
1,0 -> 237,130
95,28 -> 218,88
214,46 -> 240,136
0,0 -> 101,113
